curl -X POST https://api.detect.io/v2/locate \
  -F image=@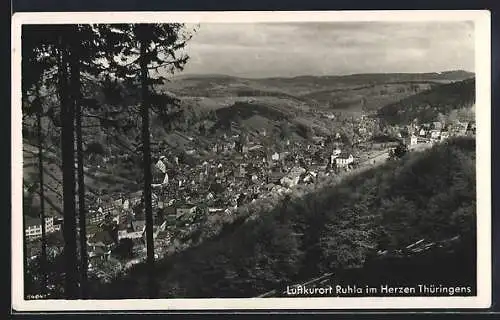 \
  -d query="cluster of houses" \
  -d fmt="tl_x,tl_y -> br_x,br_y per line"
84,196 -> 172,264
25,216 -> 58,242
26,111 -> 476,280
24,208 -> 66,262
73,130 -> 359,276
147,130 -> 357,204
396,119 -> 475,148
25,122 -> 361,270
